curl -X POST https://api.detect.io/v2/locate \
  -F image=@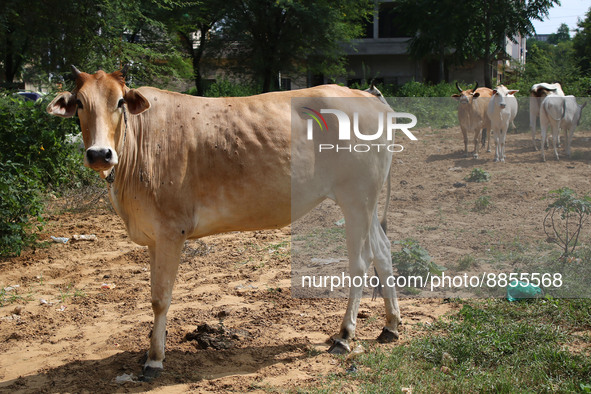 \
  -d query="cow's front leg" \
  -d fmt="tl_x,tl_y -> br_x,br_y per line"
472,129 -> 481,159
142,239 -> 183,381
